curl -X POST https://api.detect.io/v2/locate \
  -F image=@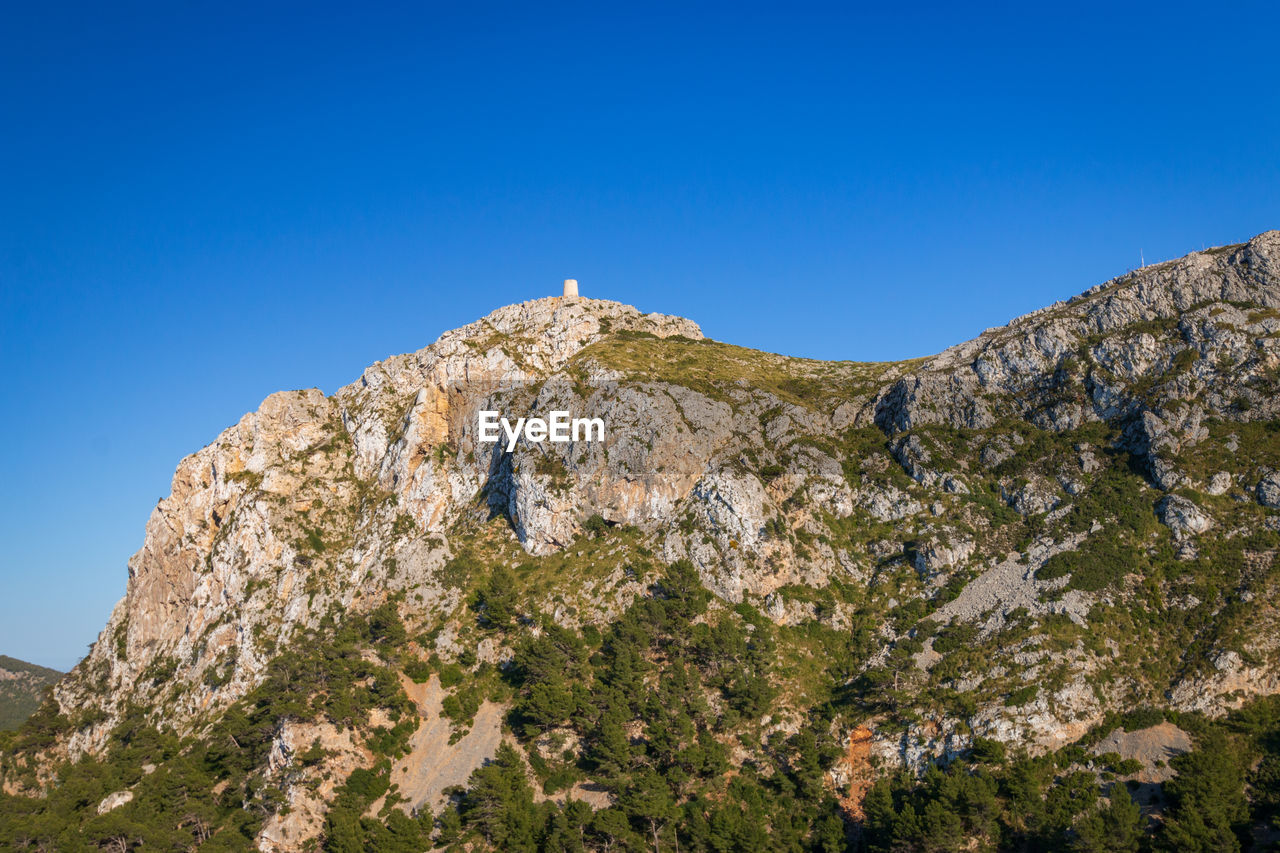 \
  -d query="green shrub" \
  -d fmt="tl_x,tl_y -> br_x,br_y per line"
402,659 -> 431,683
439,663 -> 465,688
759,464 -> 785,483
1005,684 -> 1038,707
